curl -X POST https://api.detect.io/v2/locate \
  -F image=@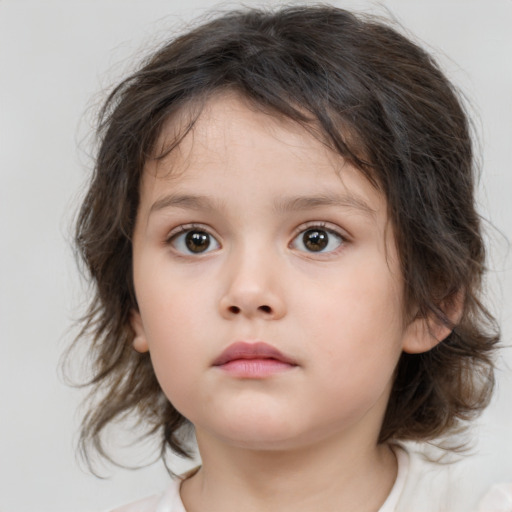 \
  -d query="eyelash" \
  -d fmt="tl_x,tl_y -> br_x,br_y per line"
289,221 -> 347,256
165,222 -> 347,256
166,223 -> 221,255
